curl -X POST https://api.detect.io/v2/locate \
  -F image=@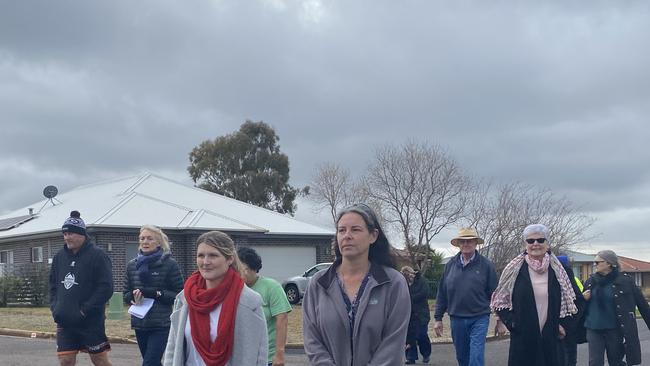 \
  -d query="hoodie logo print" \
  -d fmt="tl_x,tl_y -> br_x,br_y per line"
62,272 -> 79,290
